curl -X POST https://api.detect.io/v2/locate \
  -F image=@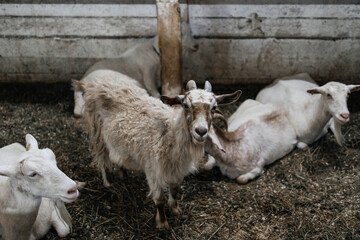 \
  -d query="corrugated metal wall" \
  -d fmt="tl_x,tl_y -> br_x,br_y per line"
1,1 -> 359,84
